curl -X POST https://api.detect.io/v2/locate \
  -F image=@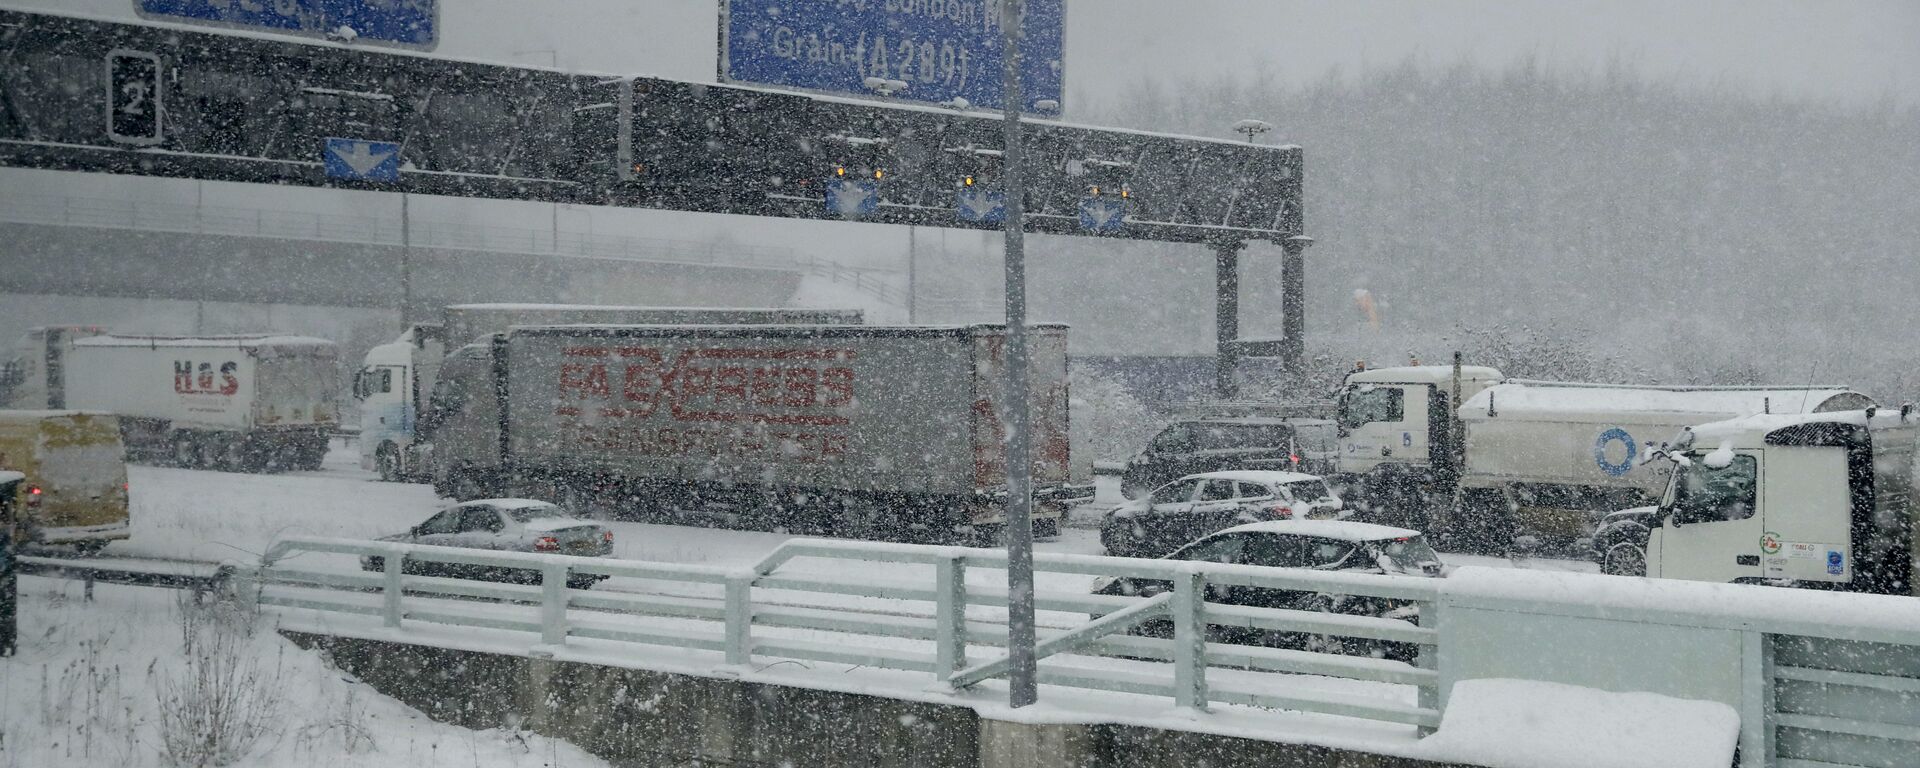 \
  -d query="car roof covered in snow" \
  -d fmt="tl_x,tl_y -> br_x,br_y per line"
1180,470 -> 1324,485
457,498 -> 559,511
0,470 -> 24,485
1346,365 -> 1503,386
1215,519 -> 1423,542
